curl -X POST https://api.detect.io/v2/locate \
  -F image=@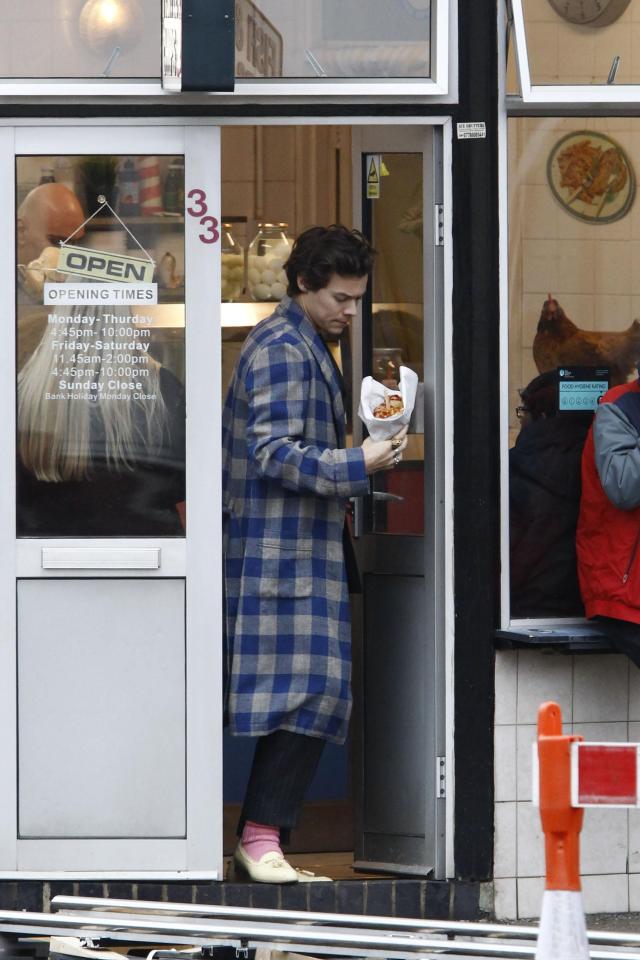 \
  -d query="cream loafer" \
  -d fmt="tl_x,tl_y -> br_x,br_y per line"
228,843 -> 298,883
